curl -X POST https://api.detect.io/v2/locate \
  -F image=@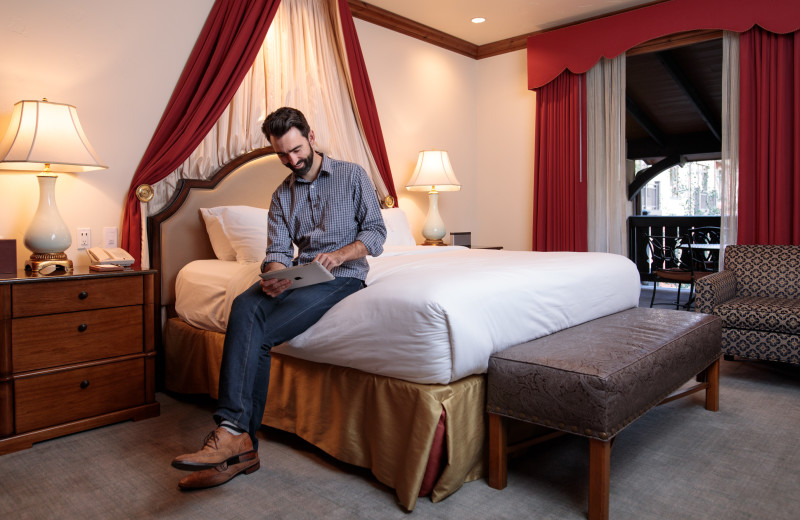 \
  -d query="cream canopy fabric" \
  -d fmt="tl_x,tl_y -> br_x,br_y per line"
146,0 -> 388,218
139,0 -> 391,268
